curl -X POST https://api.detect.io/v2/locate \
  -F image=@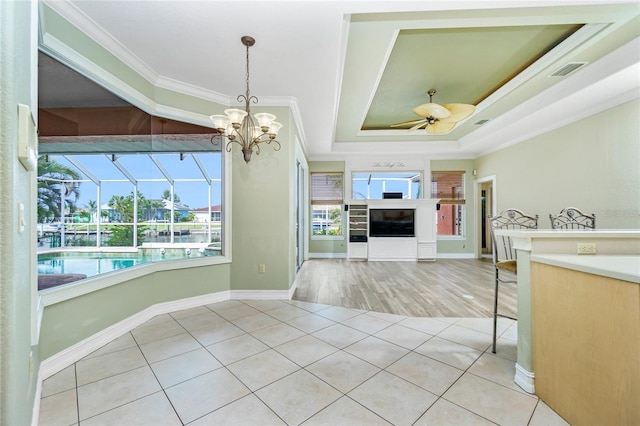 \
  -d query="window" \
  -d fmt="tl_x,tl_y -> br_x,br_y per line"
311,172 -> 343,237
352,172 -> 421,199
431,171 -> 465,236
